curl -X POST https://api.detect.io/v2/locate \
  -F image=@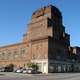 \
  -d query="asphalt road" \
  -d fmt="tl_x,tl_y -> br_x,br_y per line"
0,72 -> 80,80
